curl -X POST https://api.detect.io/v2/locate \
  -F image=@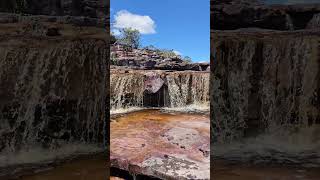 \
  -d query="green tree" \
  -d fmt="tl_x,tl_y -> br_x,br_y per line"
110,32 -> 117,44
183,56 -> 192,63
145,45 -> 157,51
160,49 -> 177,59
119,28 -> 141,49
